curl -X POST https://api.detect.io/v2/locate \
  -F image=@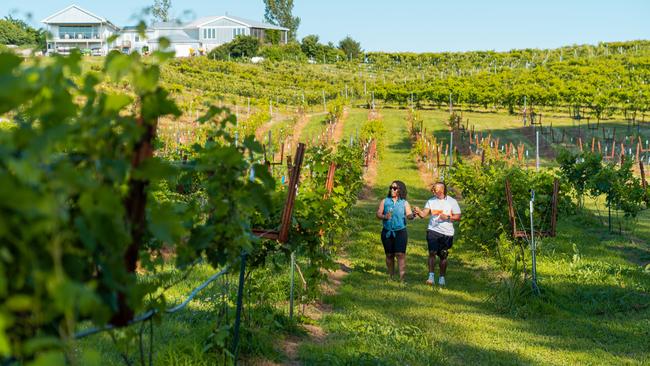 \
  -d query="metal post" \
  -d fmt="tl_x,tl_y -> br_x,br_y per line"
536,130 -> 540,171
530,191 -> 539,294
289,251 -> 295,321
449,131 -> 454,167
232,253 -> 247,363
